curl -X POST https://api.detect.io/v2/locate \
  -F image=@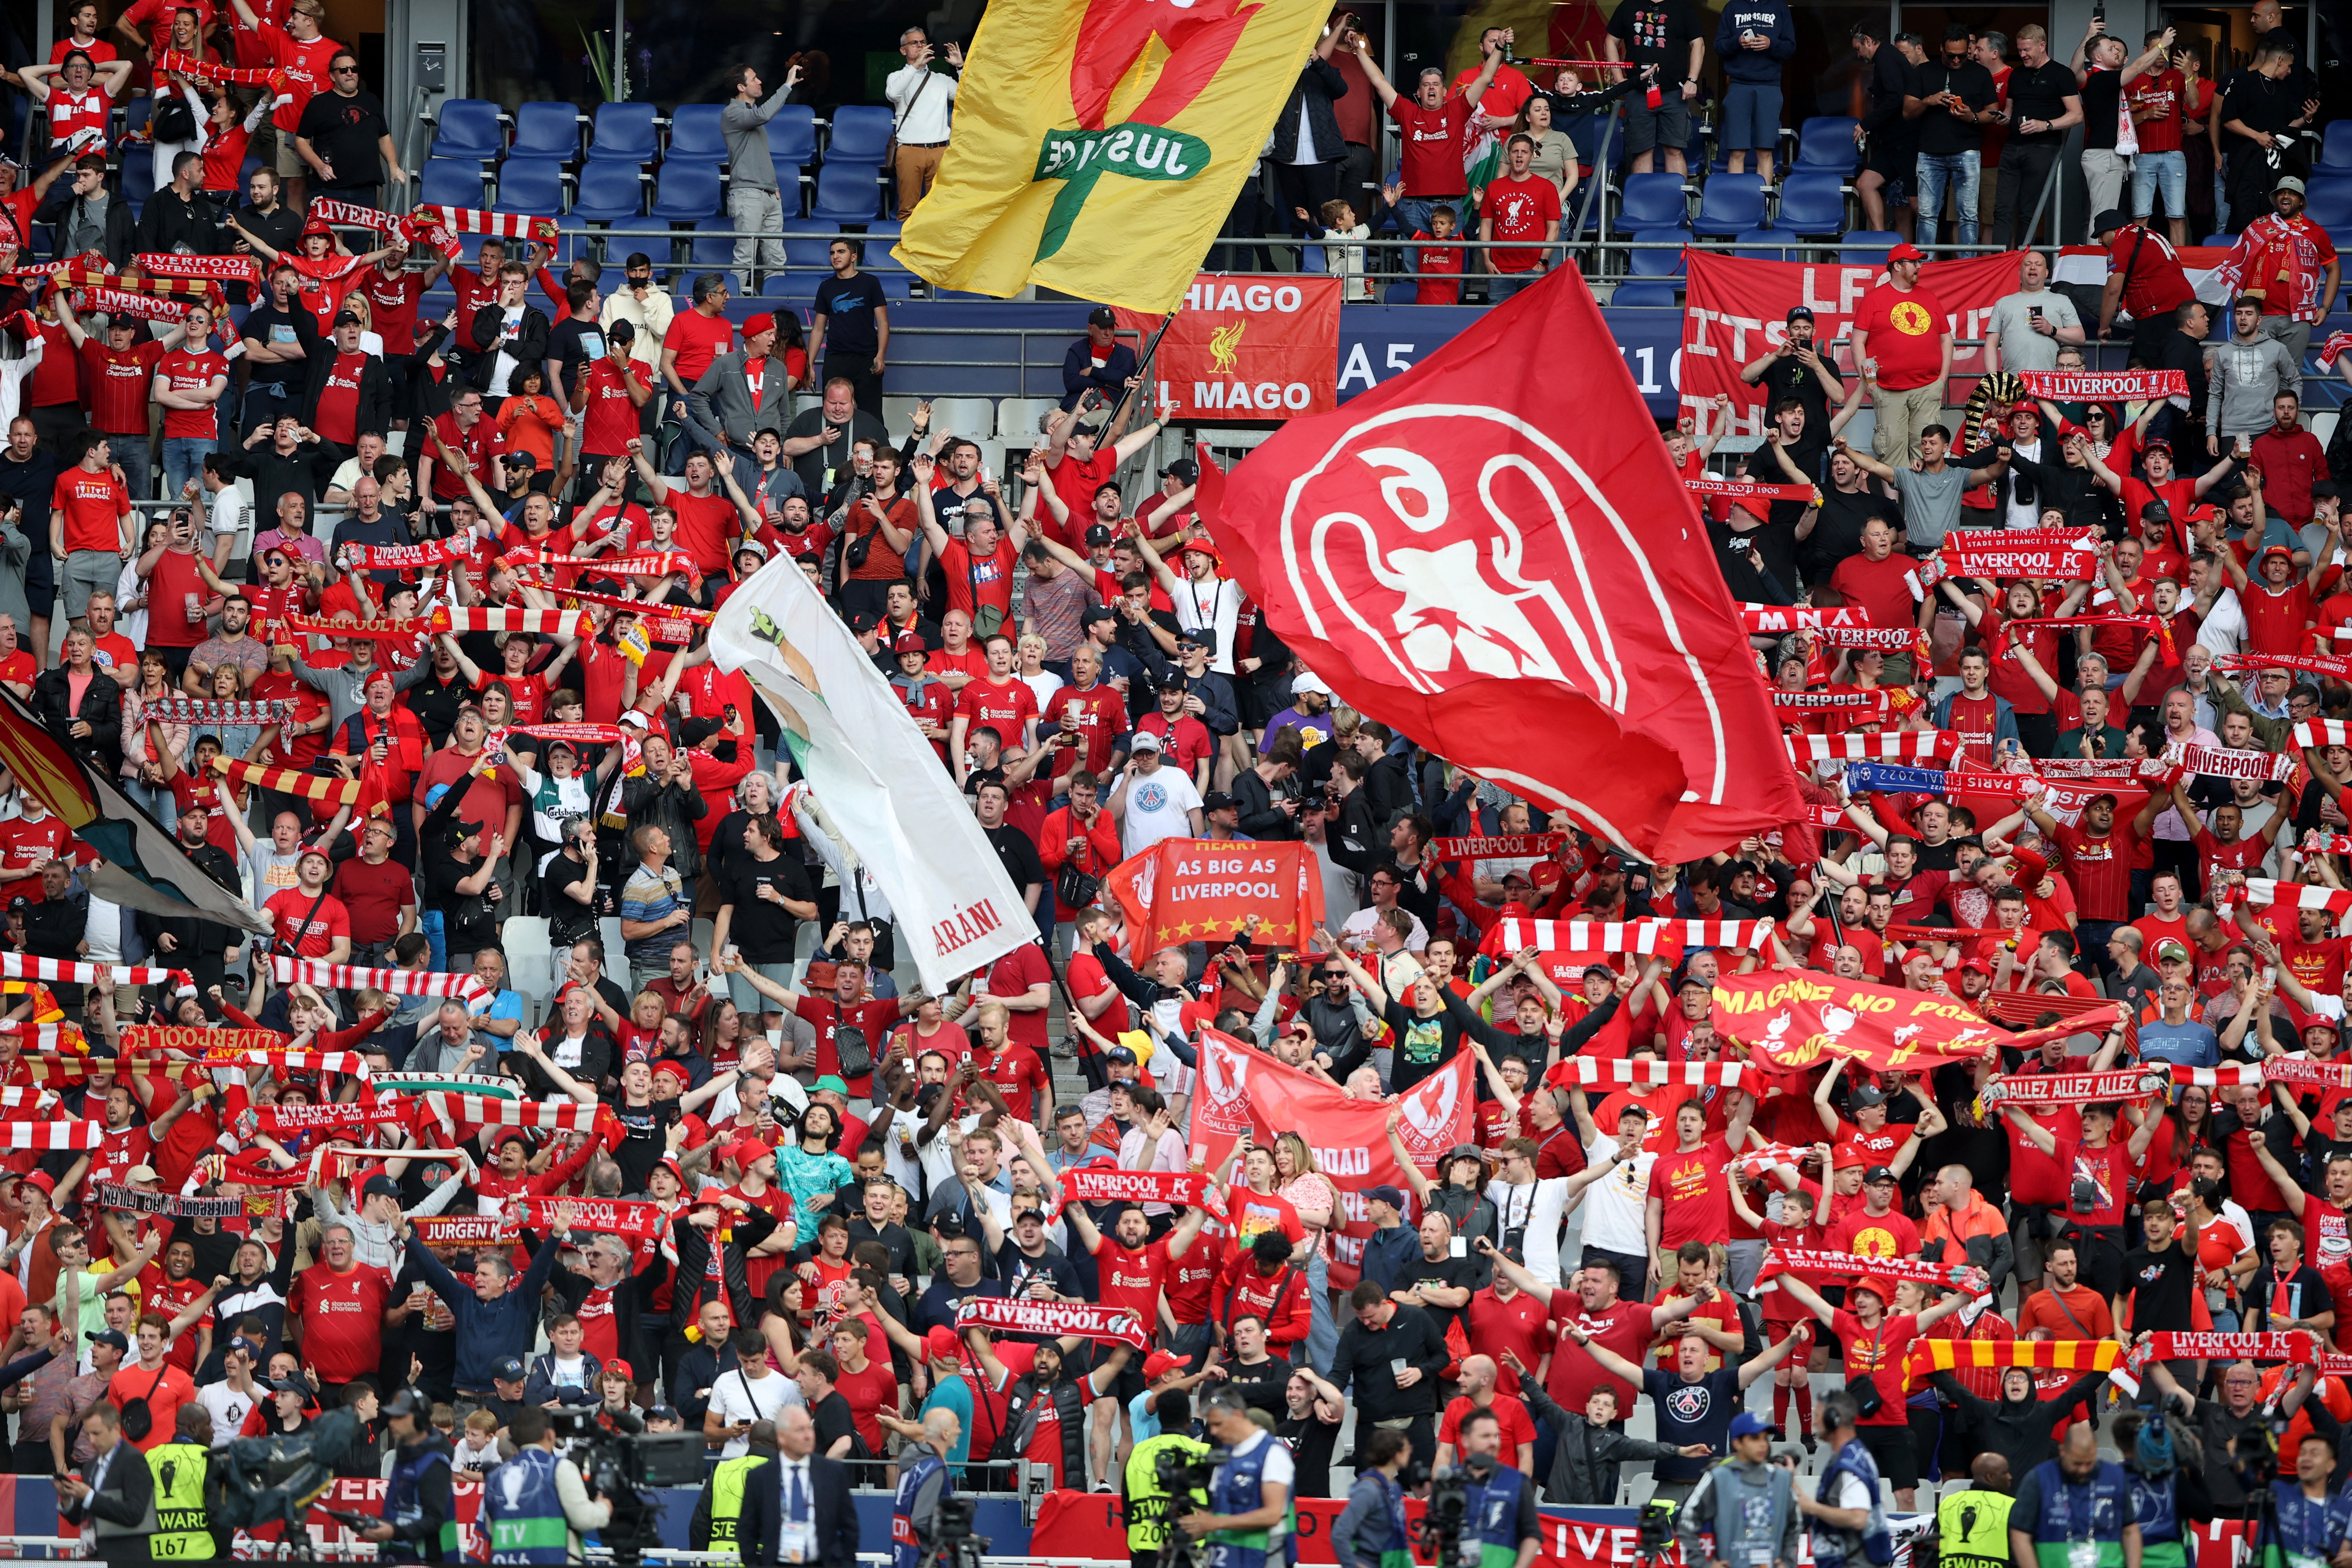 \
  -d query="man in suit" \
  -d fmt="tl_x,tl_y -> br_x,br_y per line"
687,311 -> 796,495
59,1403 -> 156,1563
741,1405 -> 858,1568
